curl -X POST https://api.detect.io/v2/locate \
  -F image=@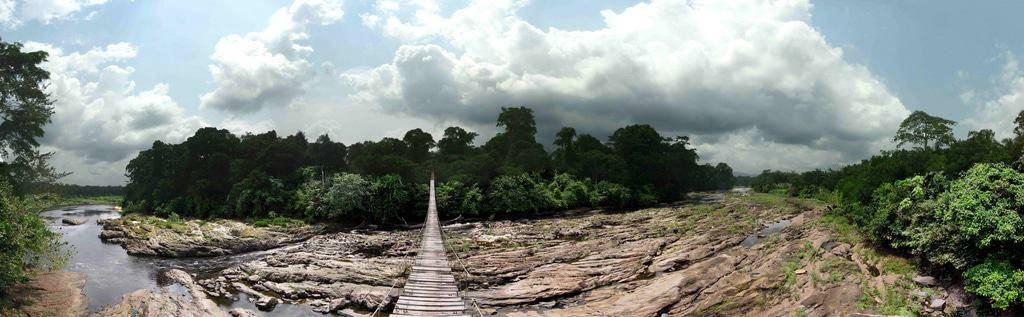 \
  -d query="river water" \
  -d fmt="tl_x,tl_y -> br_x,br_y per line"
42,205 -> 318,316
